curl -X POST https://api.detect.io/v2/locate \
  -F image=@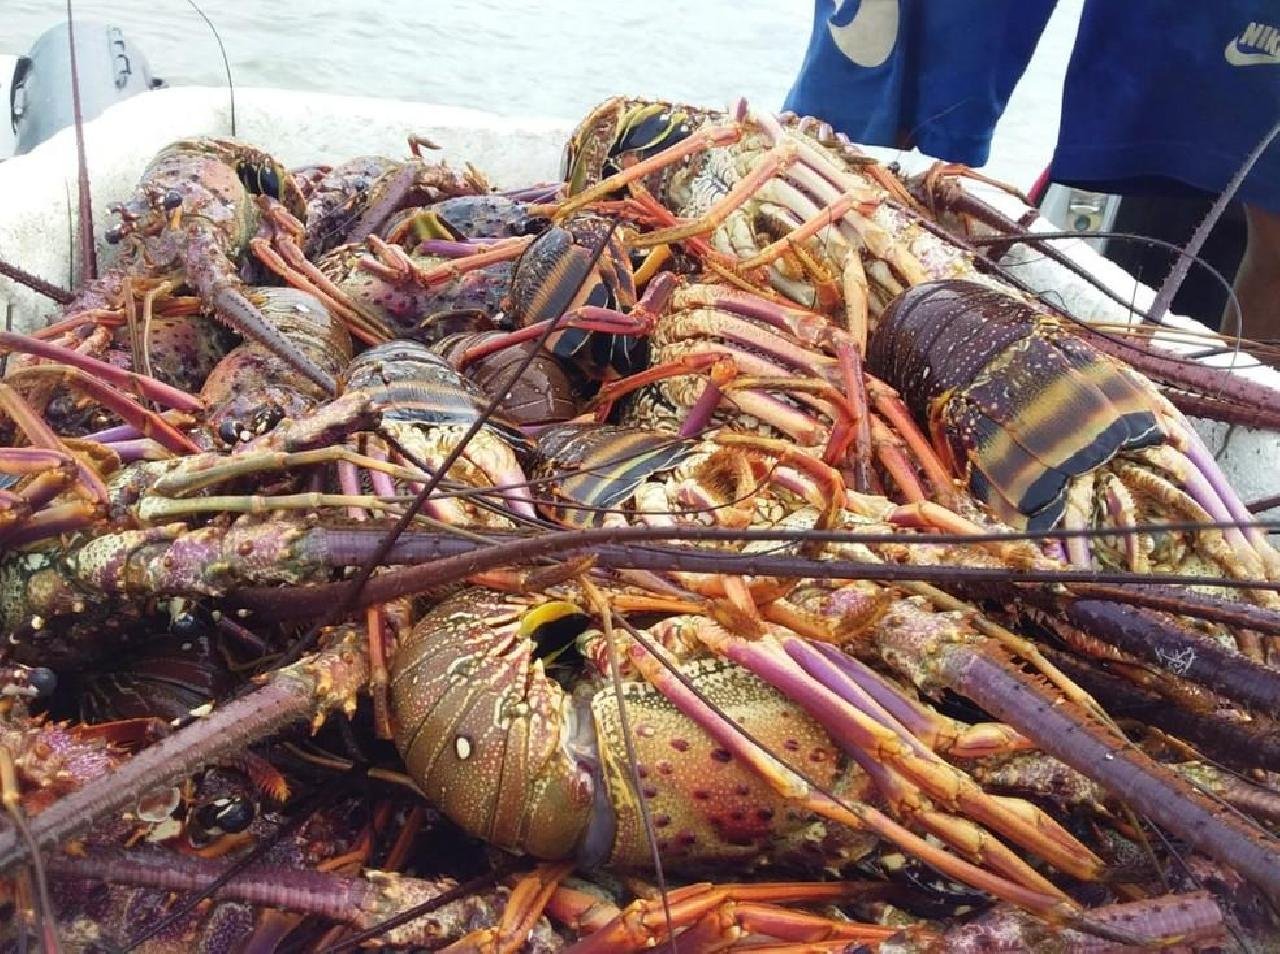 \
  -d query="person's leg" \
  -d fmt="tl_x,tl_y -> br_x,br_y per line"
1232,205 -> 1280,343
783,0 -> 1055,165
